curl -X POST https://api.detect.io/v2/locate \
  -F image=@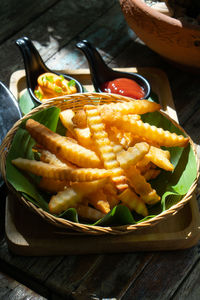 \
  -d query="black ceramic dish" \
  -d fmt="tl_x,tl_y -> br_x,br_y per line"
16,37 -> 84,105
0,81 -> 22,221
0,81 -> 22,152
76,40 -> 151,99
